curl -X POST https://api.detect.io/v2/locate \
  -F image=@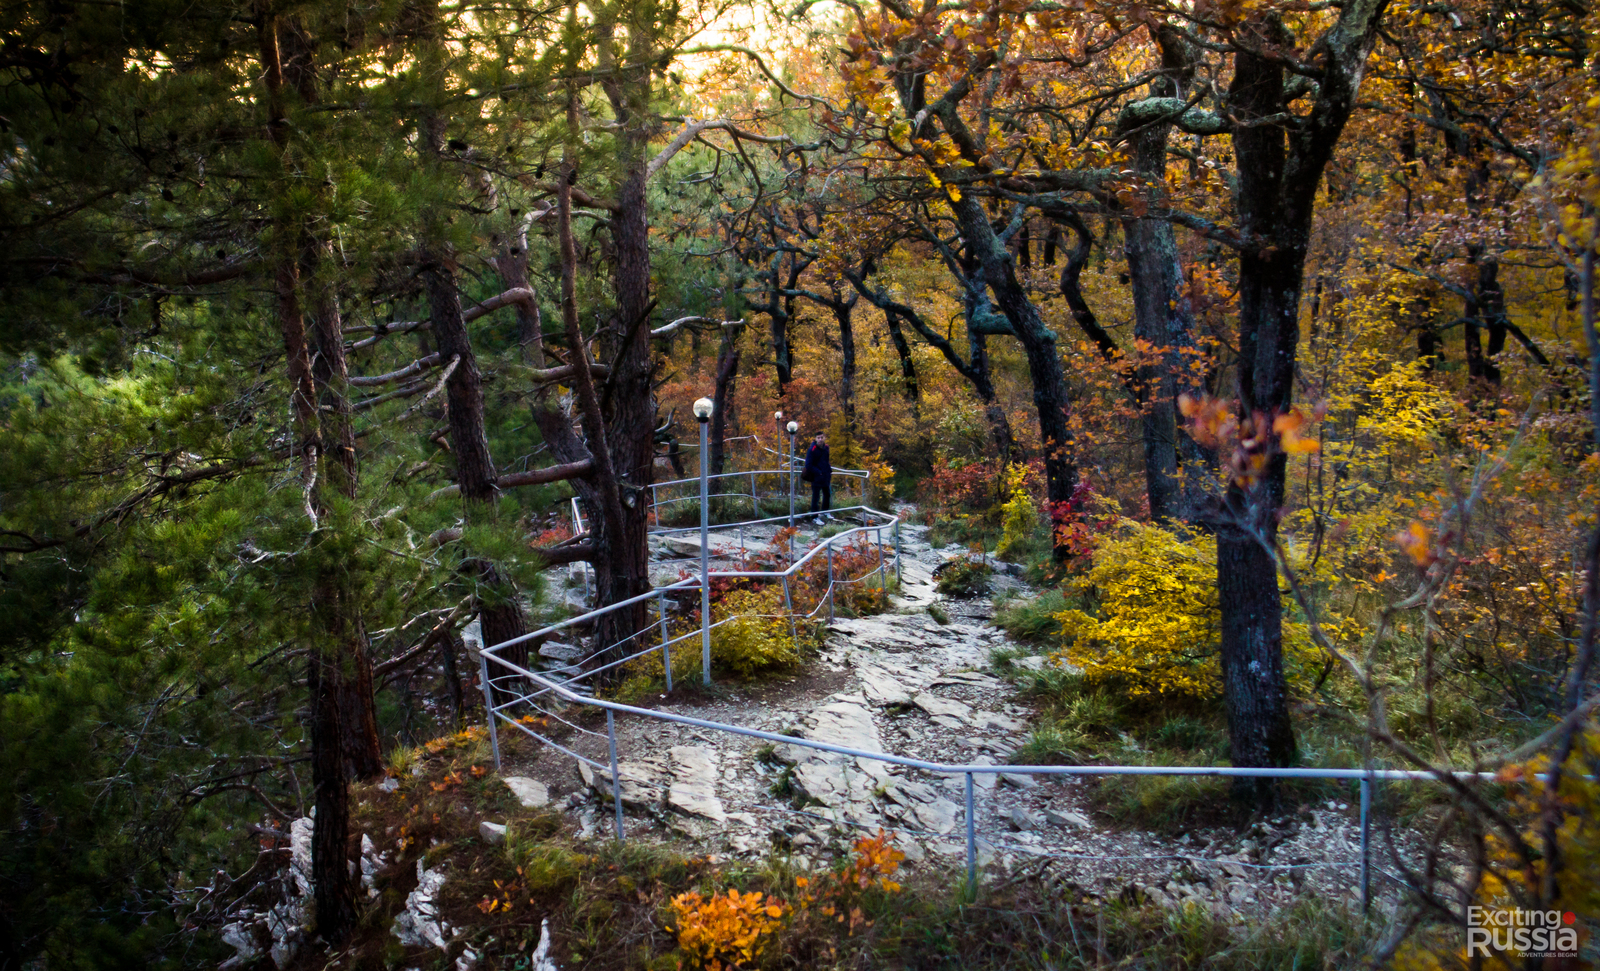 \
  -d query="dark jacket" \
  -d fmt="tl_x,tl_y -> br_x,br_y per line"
803,443 -> 832,483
